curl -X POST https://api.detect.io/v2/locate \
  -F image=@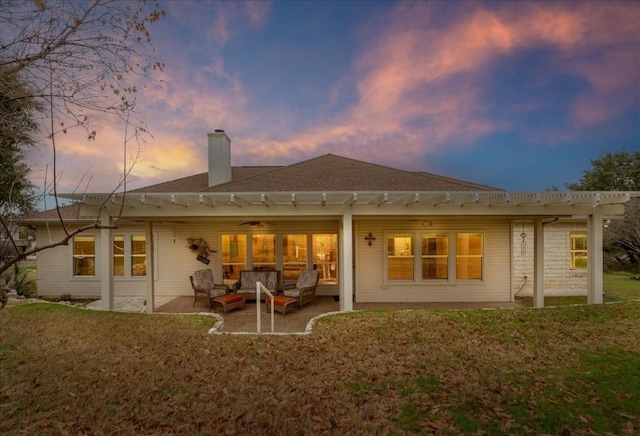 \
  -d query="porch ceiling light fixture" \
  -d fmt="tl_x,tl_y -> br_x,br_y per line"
364,232 -> 377,247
